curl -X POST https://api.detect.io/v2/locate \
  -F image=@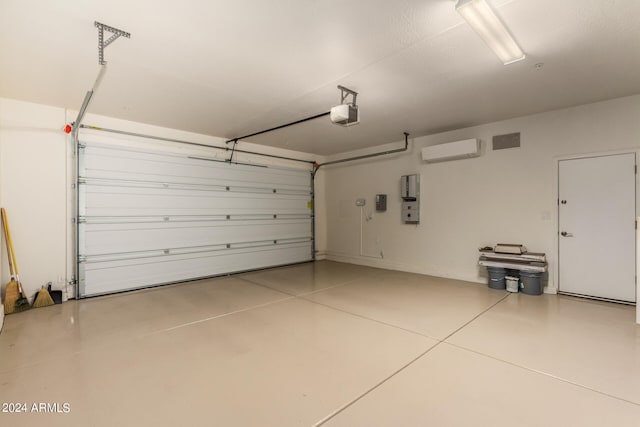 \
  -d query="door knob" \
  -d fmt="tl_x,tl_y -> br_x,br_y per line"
560,231 -> 573,237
